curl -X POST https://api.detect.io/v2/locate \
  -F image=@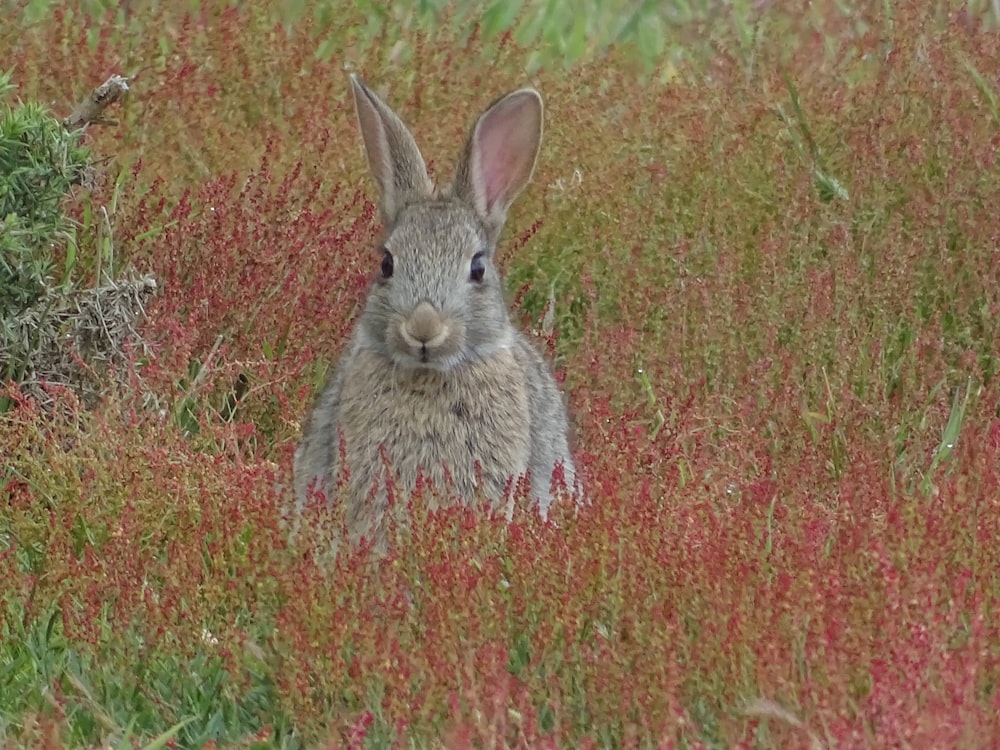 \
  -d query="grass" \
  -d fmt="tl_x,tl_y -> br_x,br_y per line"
3,0 -> 1000,747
